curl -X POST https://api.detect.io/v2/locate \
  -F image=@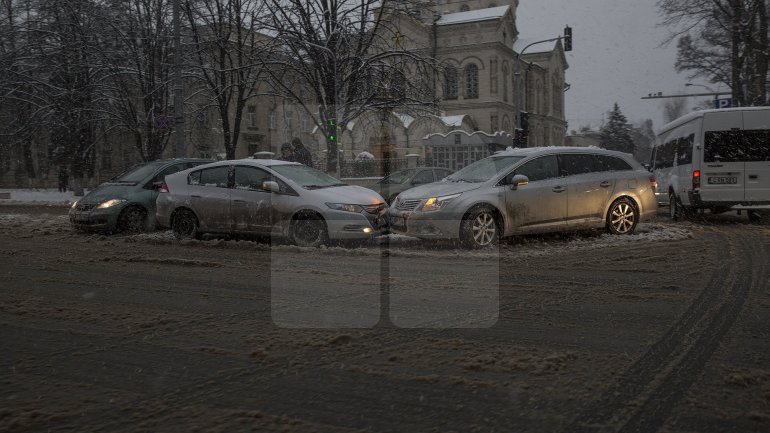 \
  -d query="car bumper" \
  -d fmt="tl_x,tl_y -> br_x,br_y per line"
69,208 -> 120,230
325,208 -> 389,240
688,191 -> 770,208
387,208 -> 461,240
